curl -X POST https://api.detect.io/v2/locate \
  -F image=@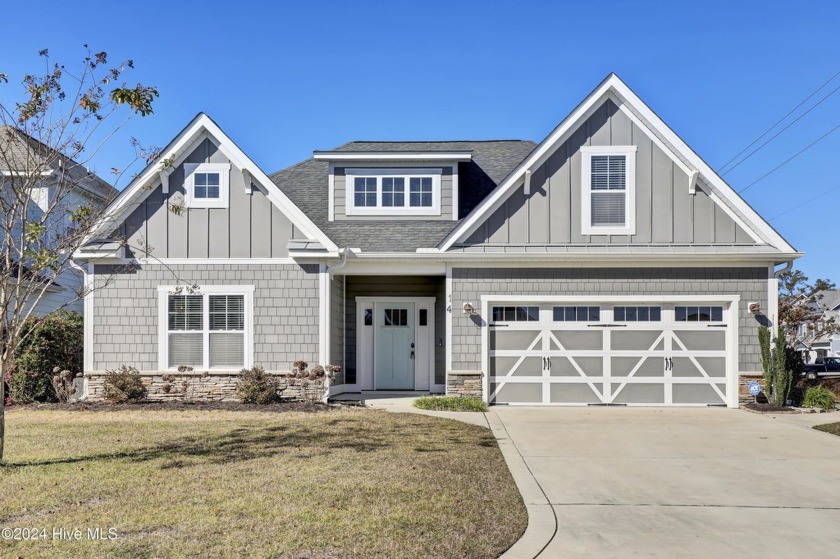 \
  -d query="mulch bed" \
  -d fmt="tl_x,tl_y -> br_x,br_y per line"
743,403 -> 799,413
5,400 -> 333,413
